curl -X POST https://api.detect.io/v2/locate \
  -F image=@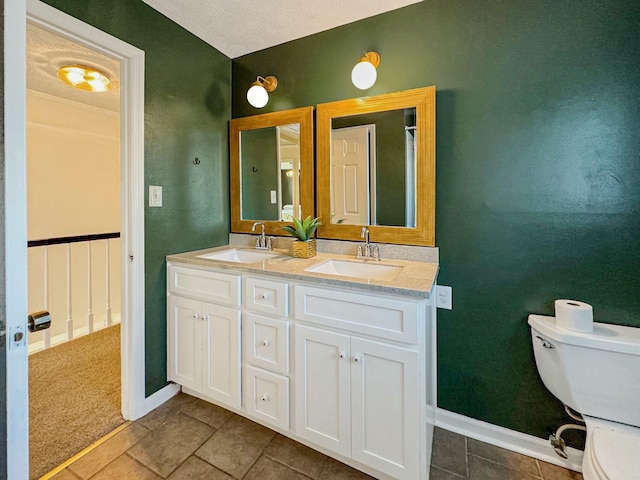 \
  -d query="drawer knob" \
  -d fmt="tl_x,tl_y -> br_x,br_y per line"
339,352 -> 346,359
262,339 -> 270,347
262,394 -> 269,402
353,355 -> 361,362
261,293 -> 269,300
193,313 -> 199,319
